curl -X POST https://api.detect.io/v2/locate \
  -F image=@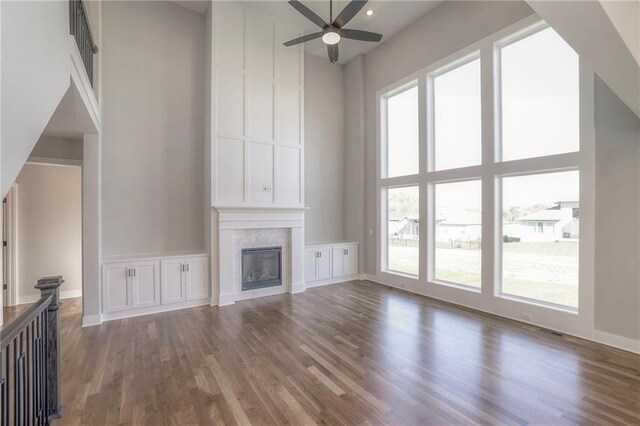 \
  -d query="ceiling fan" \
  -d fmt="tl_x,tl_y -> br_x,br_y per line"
283,0 -> 383,64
